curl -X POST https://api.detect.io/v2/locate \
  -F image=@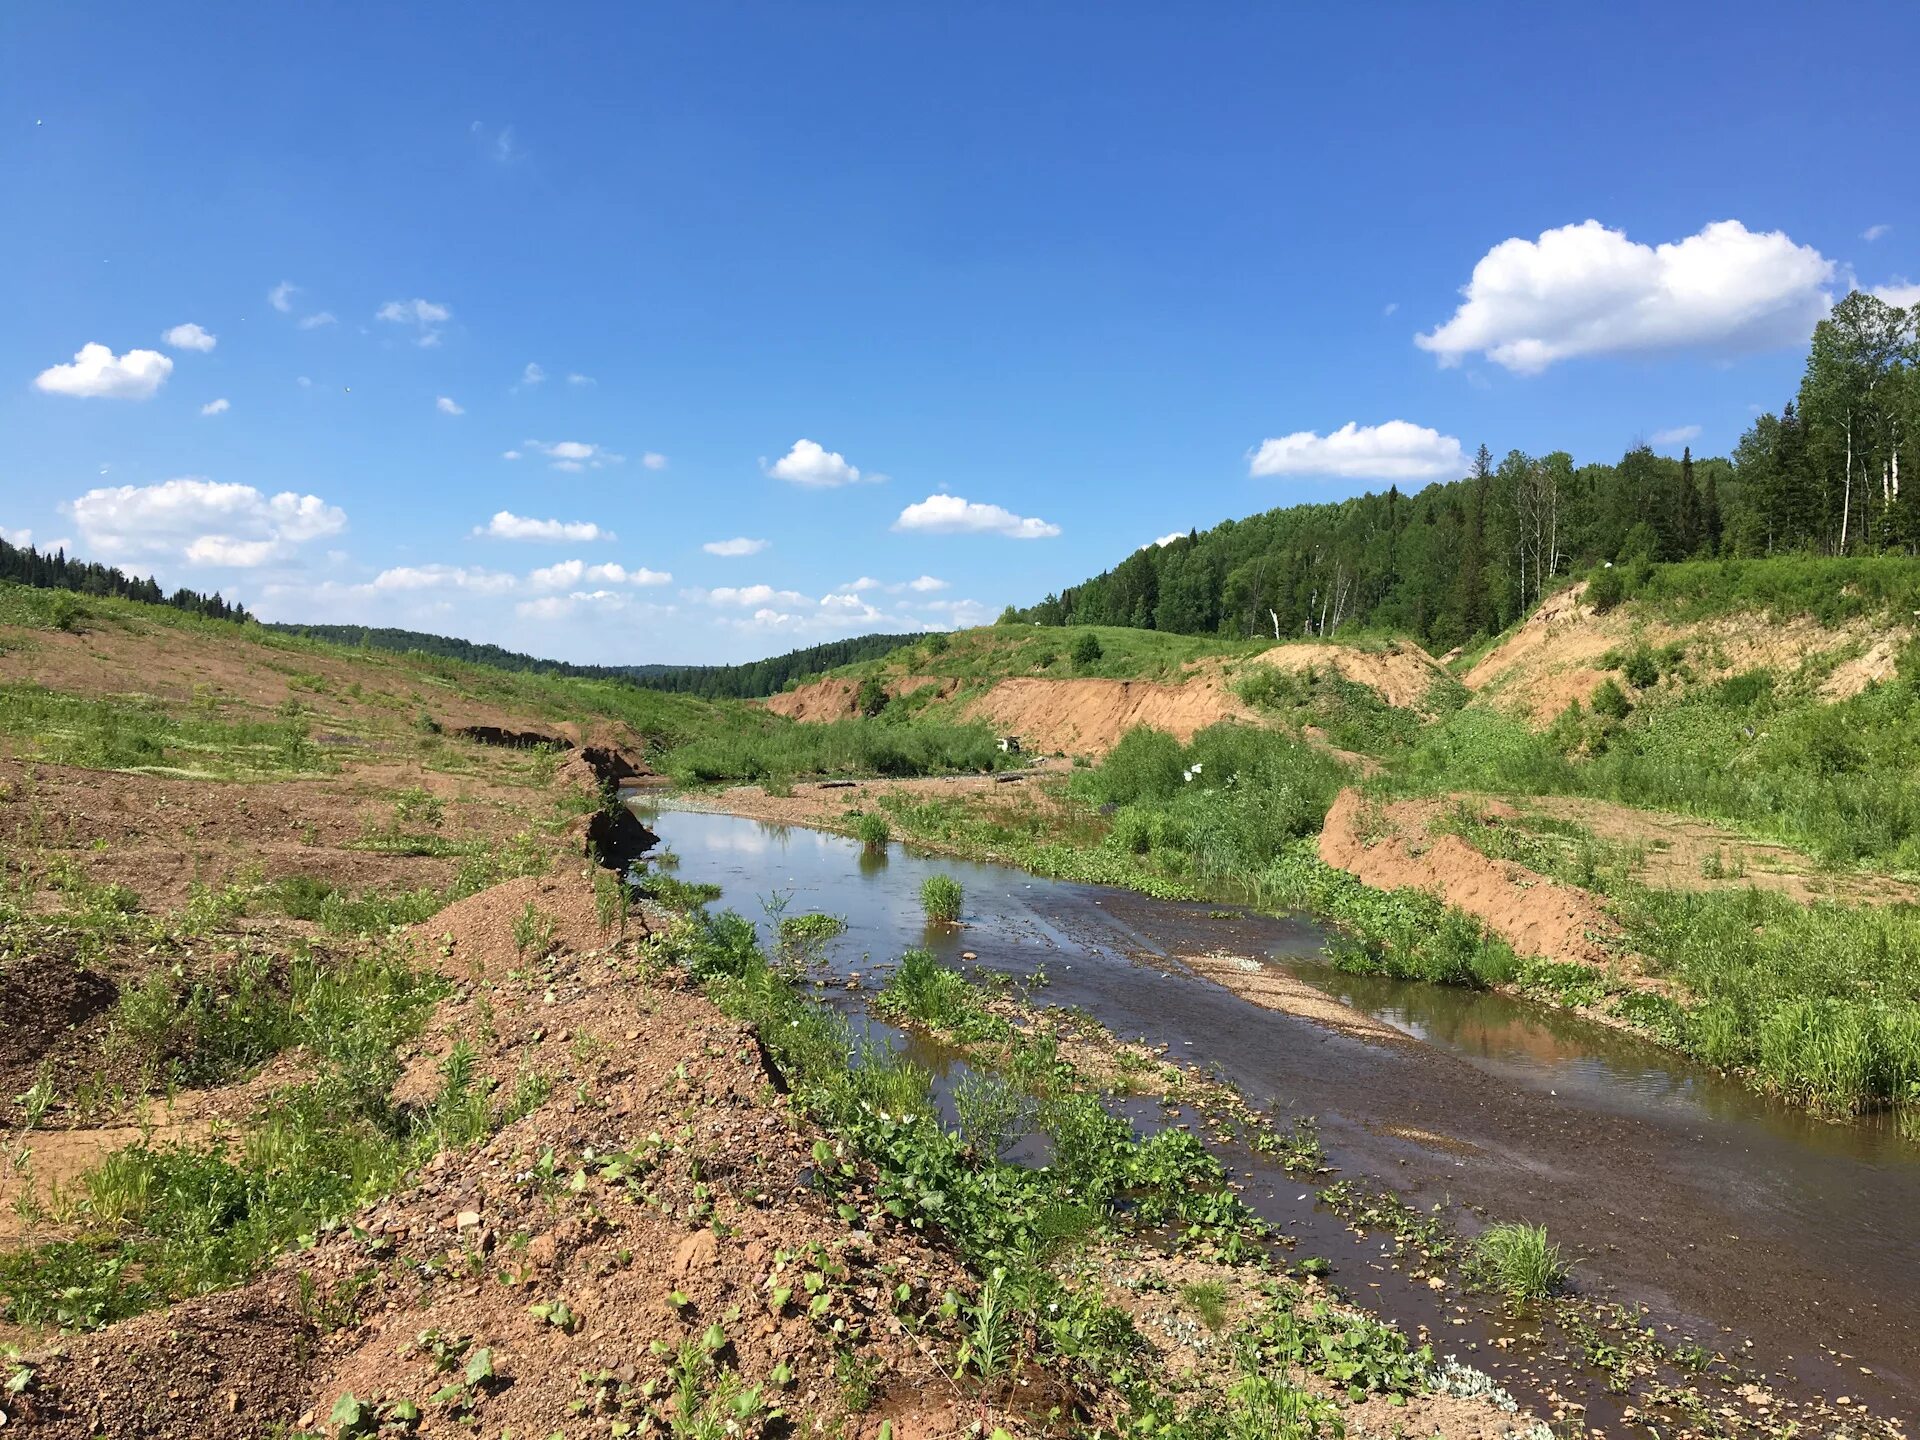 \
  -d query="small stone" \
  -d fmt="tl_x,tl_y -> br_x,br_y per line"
457,1209 -> 482,1230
